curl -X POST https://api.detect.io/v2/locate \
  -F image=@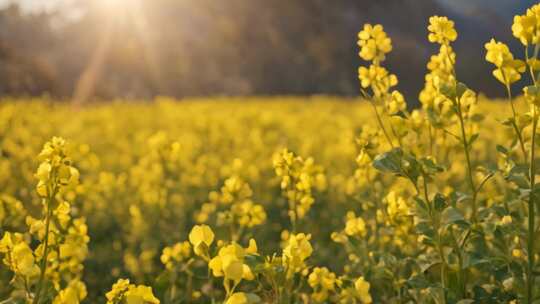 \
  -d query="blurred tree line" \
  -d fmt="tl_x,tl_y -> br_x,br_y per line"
0,0 -> 533,101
